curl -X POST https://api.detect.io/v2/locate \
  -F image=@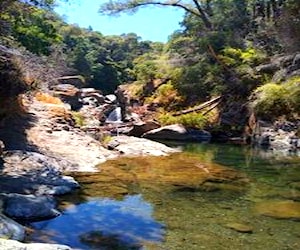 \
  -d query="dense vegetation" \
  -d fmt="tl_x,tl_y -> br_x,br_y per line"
0,0 -> 299,131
